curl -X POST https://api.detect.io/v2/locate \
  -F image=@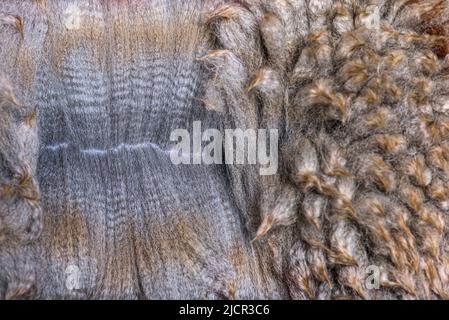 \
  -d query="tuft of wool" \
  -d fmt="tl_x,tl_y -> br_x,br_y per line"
204,0 -> 449,299
0,75 -> 42,241
0,12 -> 23,38
0,74 -> 42,300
